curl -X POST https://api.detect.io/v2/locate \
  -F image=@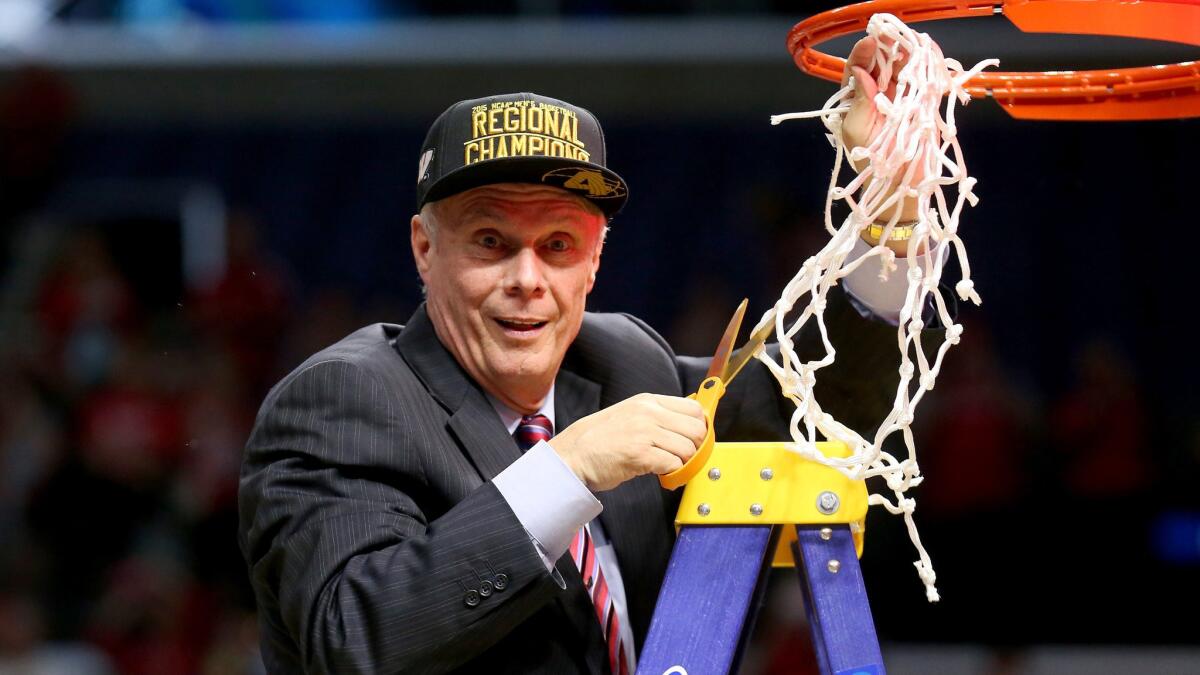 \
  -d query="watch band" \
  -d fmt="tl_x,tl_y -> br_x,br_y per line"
866,220 -> 918,242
